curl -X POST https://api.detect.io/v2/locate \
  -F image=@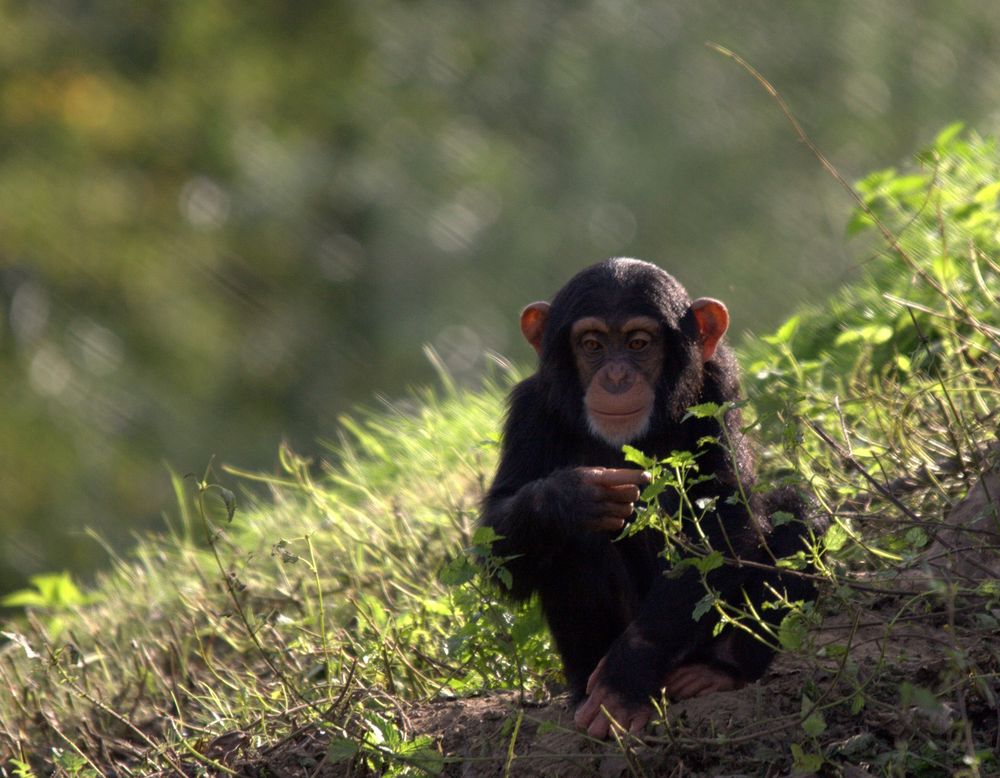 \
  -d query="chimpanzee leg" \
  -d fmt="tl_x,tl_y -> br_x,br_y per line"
539,542 -> 639,702
696,546 -> 818,689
